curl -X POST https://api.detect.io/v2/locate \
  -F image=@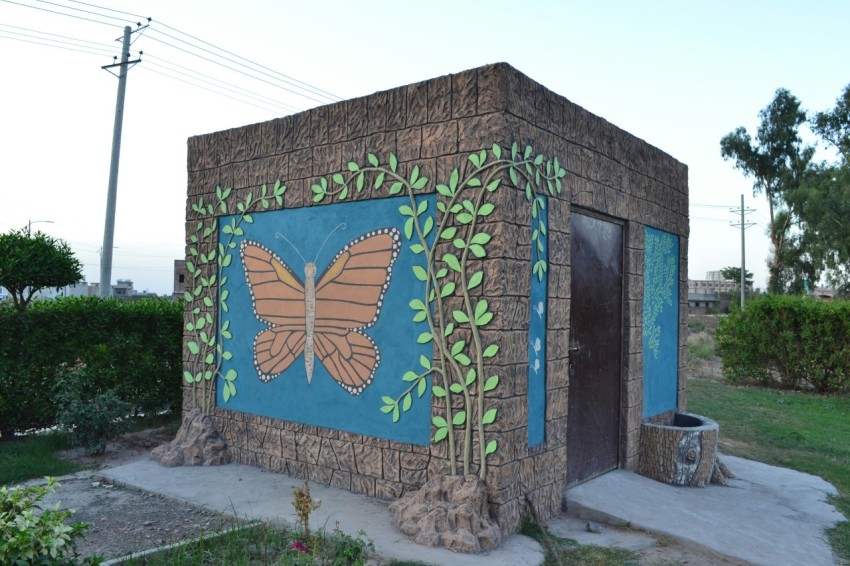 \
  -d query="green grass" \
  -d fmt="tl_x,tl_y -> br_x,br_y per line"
0,432 -> 83,485
123,521 -> 373,565
520,520 -> 639,566
688,378 -> 850,562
